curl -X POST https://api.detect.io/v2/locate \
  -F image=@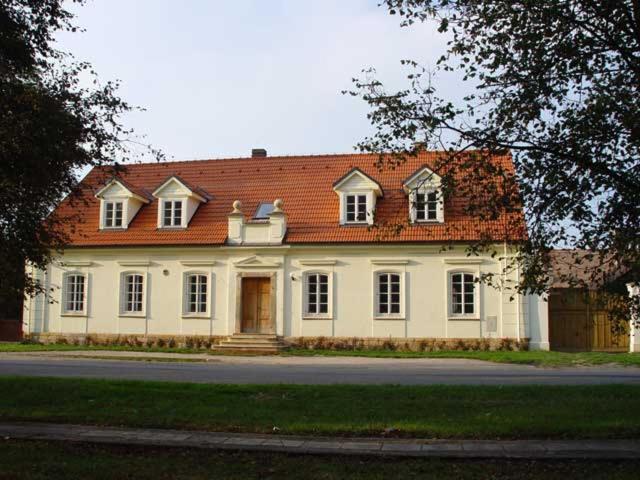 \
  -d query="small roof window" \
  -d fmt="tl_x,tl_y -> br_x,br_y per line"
254,202 -> 274,219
